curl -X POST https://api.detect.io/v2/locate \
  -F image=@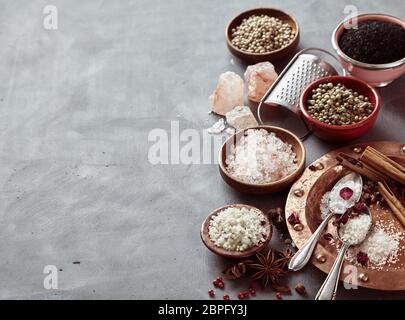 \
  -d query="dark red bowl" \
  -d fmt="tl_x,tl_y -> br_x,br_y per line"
299,76 -> 381,142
